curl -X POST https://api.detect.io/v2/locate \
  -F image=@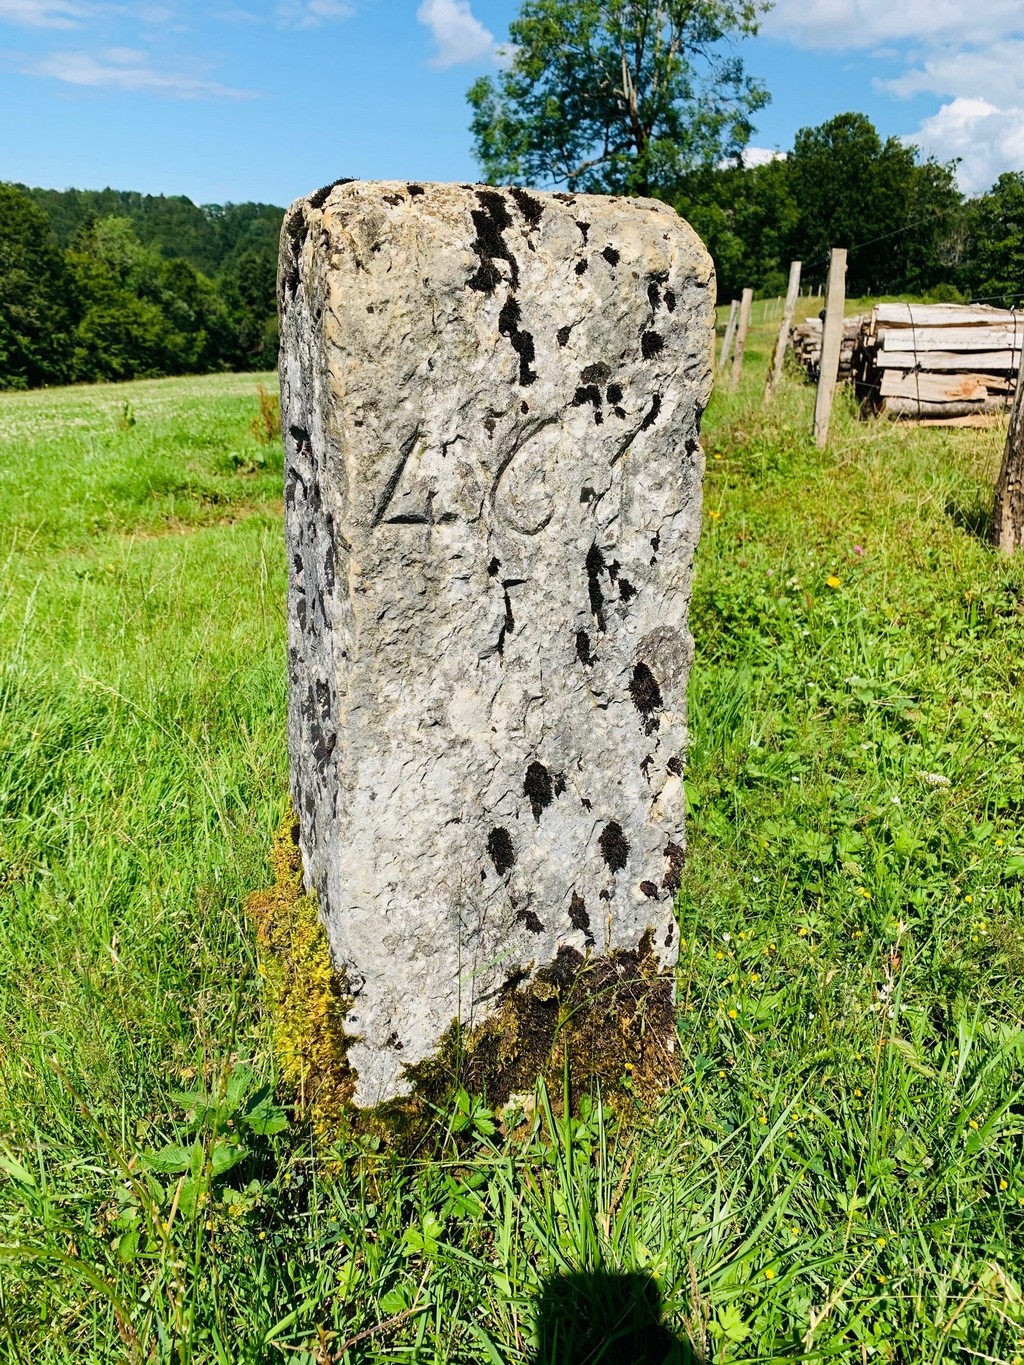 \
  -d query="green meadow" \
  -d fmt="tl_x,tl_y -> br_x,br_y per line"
1,316 -> 1022,1363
